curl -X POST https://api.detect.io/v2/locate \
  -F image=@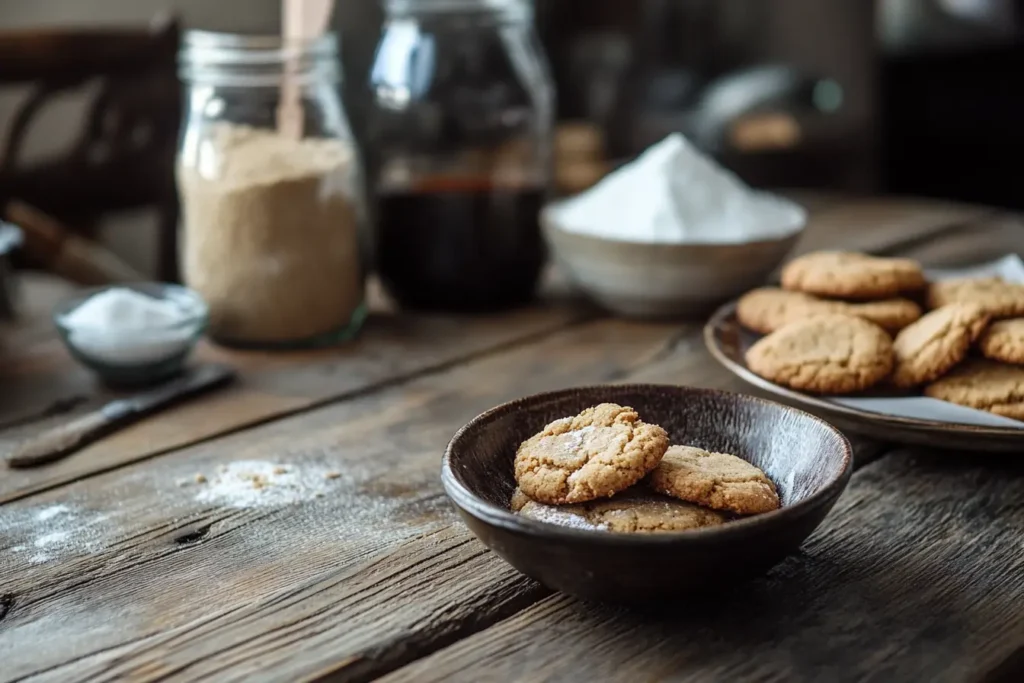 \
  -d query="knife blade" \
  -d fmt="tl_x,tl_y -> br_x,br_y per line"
5,363 -> 236,468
